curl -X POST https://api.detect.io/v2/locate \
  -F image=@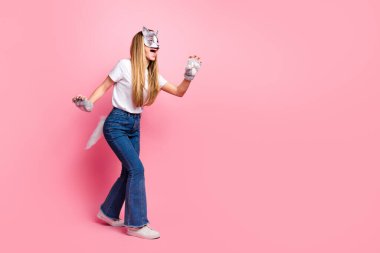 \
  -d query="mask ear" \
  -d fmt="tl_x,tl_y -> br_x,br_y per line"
142,26 -> 148,35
